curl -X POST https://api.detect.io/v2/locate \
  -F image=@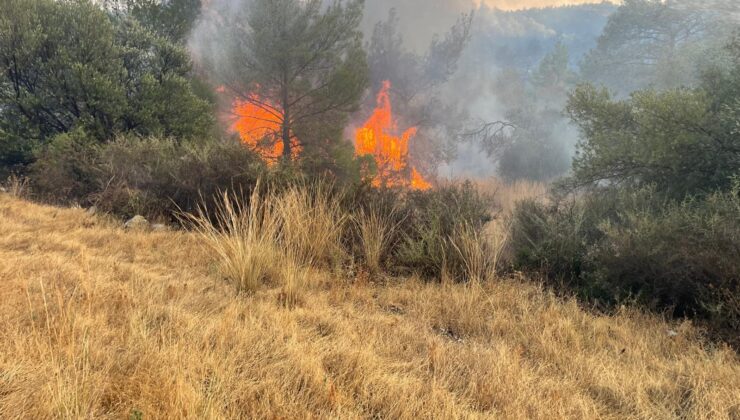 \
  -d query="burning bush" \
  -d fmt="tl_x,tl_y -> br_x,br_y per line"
354,81 -> 432,190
